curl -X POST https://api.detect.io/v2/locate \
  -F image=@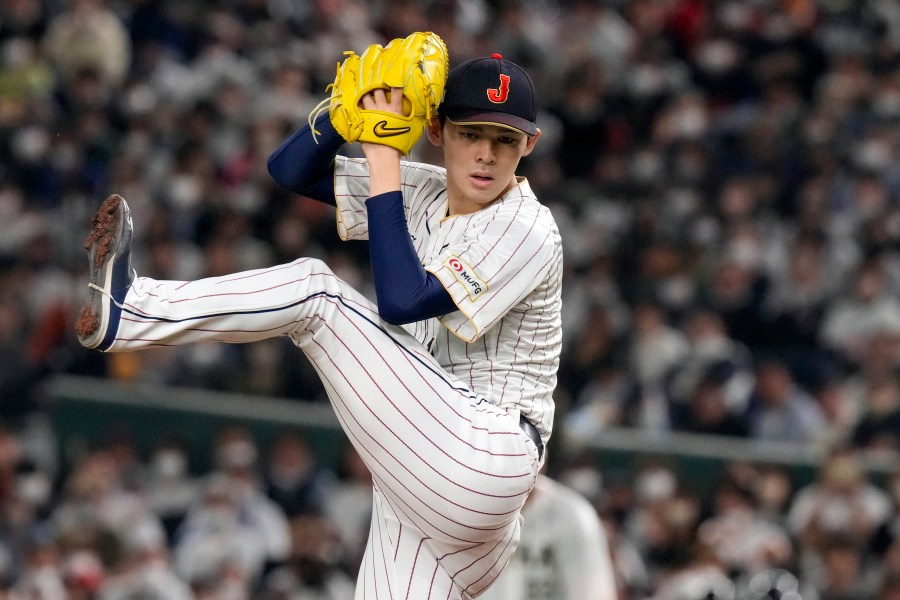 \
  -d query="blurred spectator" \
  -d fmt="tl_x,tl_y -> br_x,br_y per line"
753,465 -> 796,526
254,60 -> 317,124
0,427 -> 39,583
50,446 -> 165,564
820,259 -> 900,365
763,230 -> 835,352
0,277 -> 41,422
745,359 -> 827,444
263,430 -> 332,518
549,59 -> 612,180
851,373 -> 900,458
624,300 -> 689,431
143,437 -> 200,542
672,375 -> 749,438
871,470 -> 900,564
787,447 -> 892,556
209,426 -> 291,568
810,533 -> 880,600
814,378 -> 860,450
2,459 -> 53,576
42,0 -> 131,88
698,251 -> 771,351
62,549 -> 104,600
696,477 -> 792,577
12,527 -> 65,600
97,519 -> 193,600
563,365 -> 634,437
0,0 -> 47,41
624,464 -> 702,589
262,513 -> 354,600
0,36 -> 55,113
600,509 -> 649,600
629,300 -> 689,390
841,331 -> 900,429
559,302 -> 623,403
173,473 -> 267,594
97,429 -> 143,492
667,308 -> 755,413
557,454 -> 605,508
